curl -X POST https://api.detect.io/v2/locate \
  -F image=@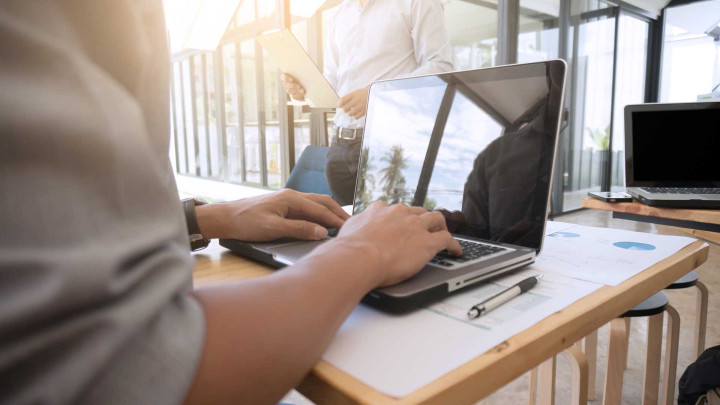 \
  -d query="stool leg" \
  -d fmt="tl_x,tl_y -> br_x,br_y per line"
623,318 -> 632,370
603,318 -> 629,405
695,281 -> 708,359
661,305 -> 680,405
538,356 -> 556,405
643,313 -> 663,405
560,344 -> 589,405
529,368 -> 538,405
583,330 -> 598,401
